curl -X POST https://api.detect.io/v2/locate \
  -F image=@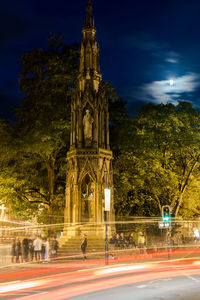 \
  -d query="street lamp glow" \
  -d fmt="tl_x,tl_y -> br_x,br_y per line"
104,188 -> 111,211
169,79 -> 174,86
